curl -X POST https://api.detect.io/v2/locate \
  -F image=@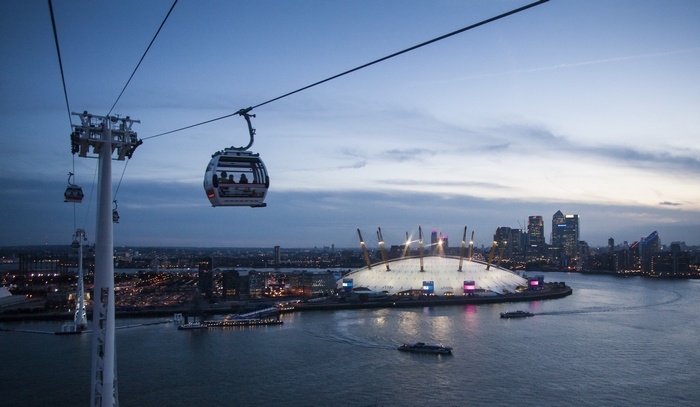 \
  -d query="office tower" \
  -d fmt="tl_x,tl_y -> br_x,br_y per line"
639,231 -> 660,273
510,228 -> 525,262
495,227 -> 512,259
528,216 -> 545,259
431,230 -> 438,253
198,259 -> 213,299
608,238 -> 614,253
551,210 -> 566,247
274,245 -> 281,267
561,214 -> 580,258
222,270 -> 240,299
